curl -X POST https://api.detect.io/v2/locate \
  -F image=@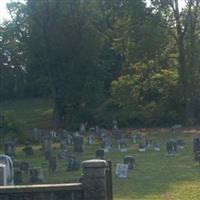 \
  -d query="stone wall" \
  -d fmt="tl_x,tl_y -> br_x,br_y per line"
0,160 -> 113,200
